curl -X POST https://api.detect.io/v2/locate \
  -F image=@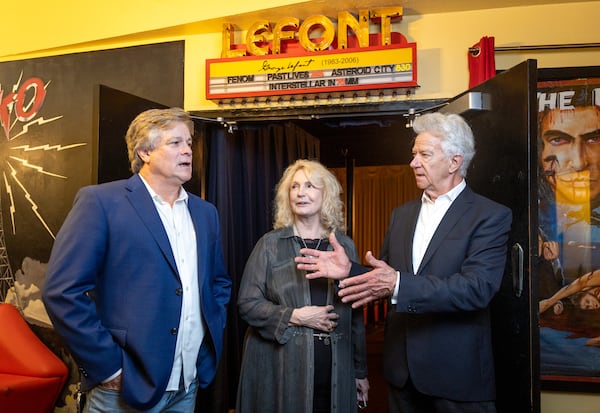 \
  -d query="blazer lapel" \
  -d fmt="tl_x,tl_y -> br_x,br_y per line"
416,187 -> 474,274
403,200 -> 421,271
187,197 -> 206,287
385,199 -> 421,272
125,175 -> 179,276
